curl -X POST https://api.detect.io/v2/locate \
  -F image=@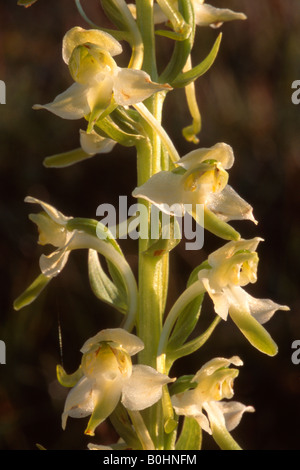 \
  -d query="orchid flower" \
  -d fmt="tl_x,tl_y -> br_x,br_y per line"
132,142 -> 256,240
172,356 -> 254,450
33,27 -> 171,130
128,0 -> 246,29
197,238 -> 290,355
58,328 -> 174,436
13,197 -> 138,331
